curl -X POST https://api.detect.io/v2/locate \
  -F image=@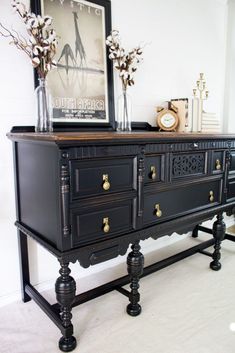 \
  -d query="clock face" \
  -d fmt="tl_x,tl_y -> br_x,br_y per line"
160,113 -> 176,128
